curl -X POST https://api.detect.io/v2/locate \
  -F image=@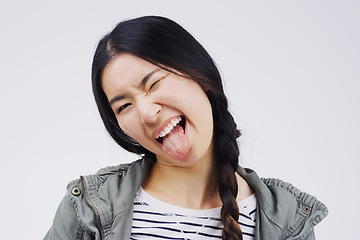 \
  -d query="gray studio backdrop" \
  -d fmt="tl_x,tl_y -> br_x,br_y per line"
1,1 -> 359,239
